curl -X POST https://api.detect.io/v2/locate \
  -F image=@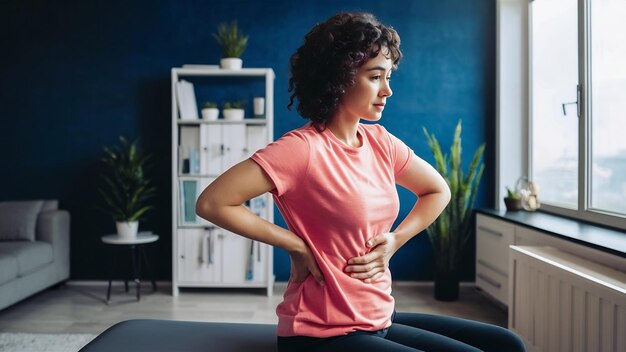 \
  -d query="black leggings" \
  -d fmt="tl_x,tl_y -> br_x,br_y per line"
277,312 -> 526,352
